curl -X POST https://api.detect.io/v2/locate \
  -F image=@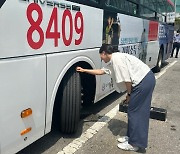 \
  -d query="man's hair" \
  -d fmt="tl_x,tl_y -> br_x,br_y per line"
99,44 -> 114,54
